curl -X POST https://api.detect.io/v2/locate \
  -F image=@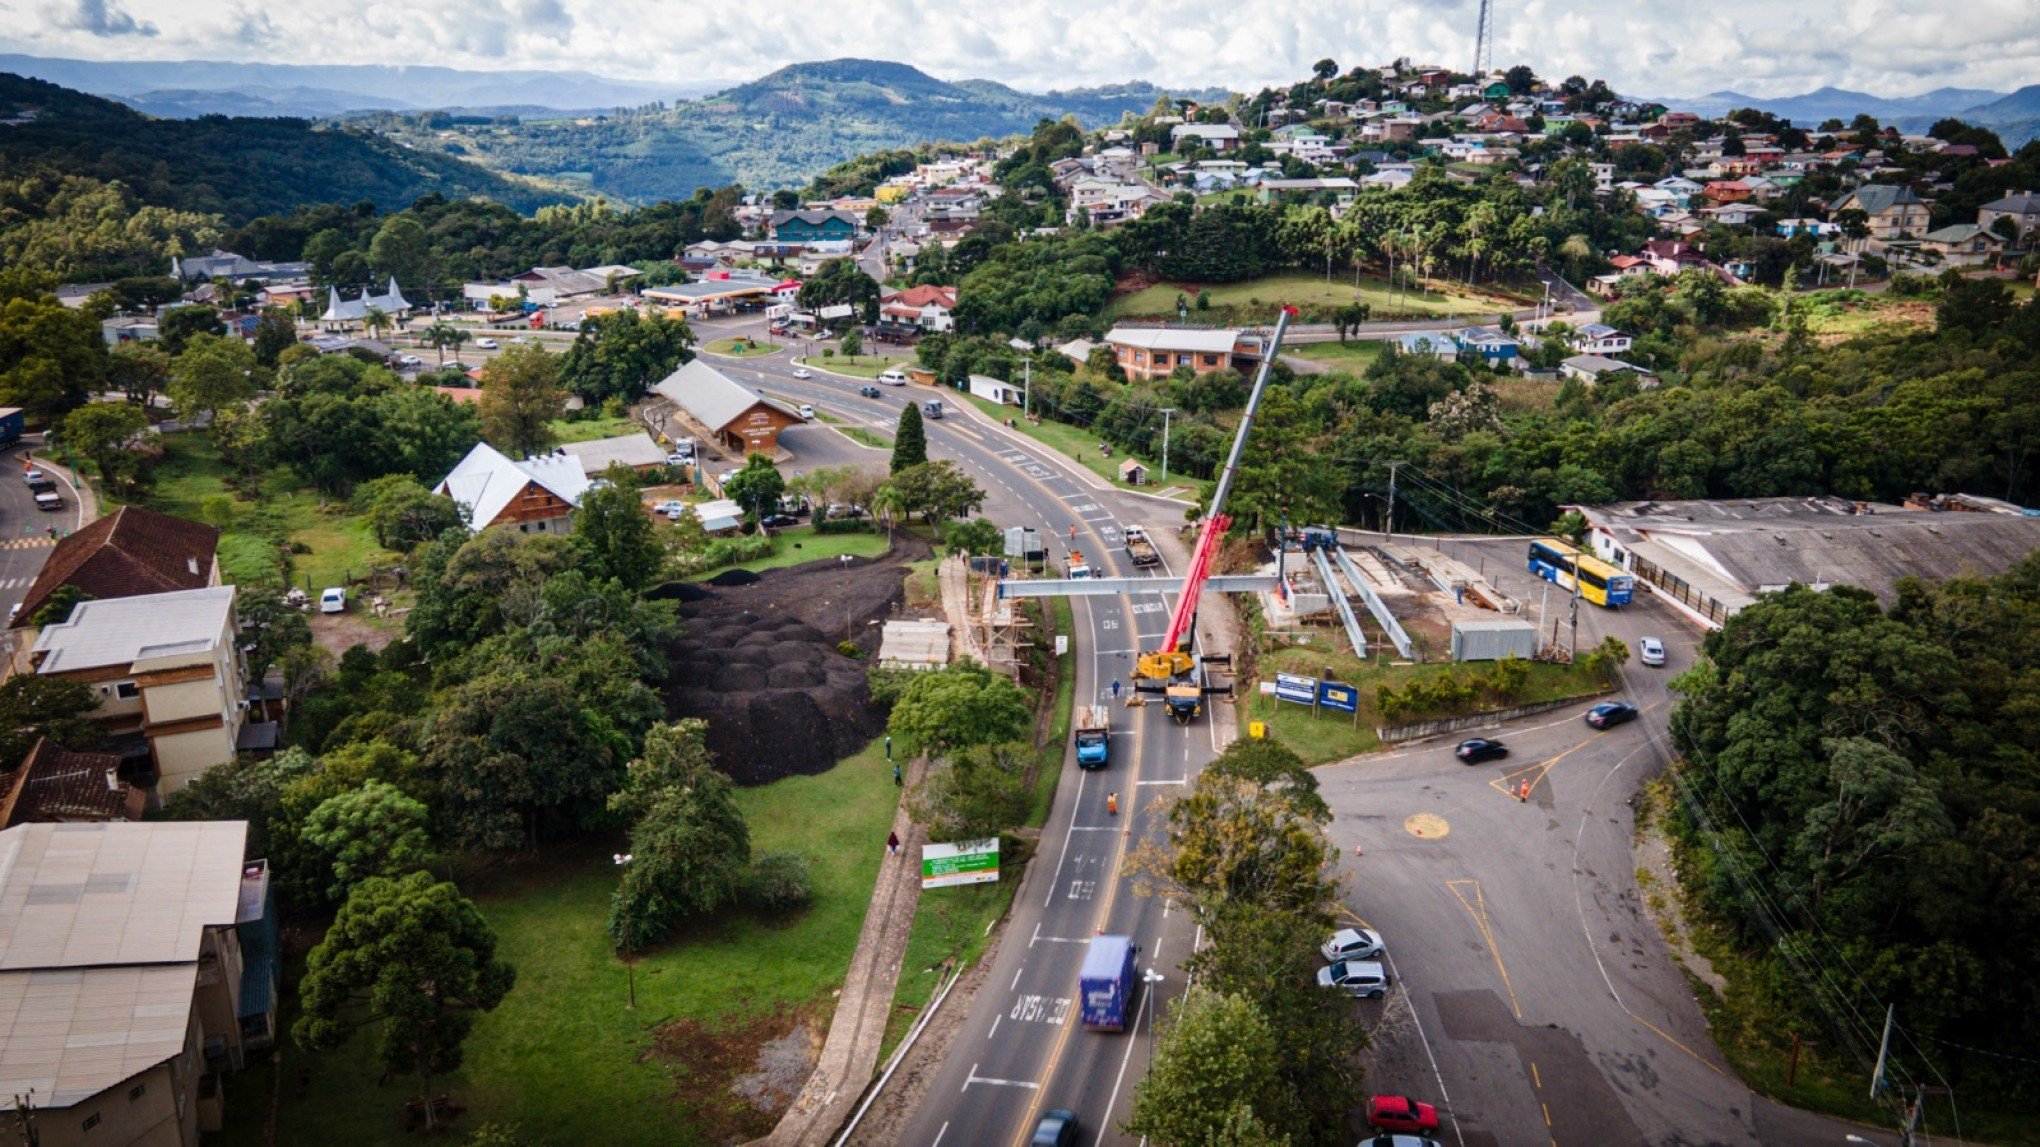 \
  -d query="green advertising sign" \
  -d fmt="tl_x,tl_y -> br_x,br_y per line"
921,838 -> 1000,889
